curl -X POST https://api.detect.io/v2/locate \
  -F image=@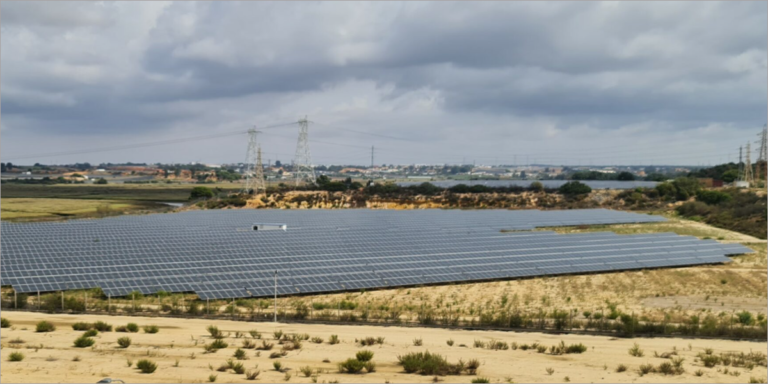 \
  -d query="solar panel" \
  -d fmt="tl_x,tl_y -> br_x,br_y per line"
0,209 -> 752,299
